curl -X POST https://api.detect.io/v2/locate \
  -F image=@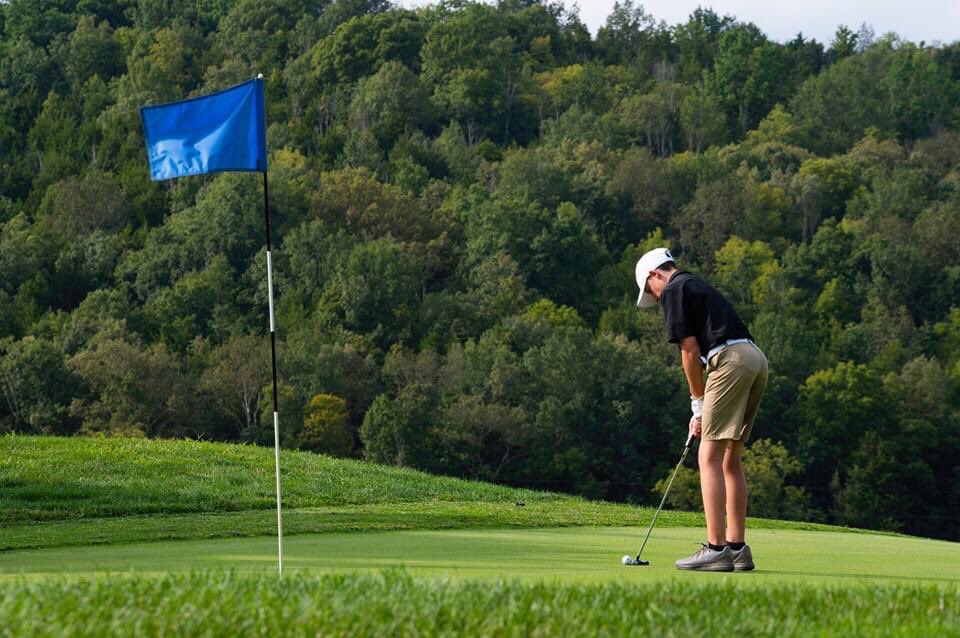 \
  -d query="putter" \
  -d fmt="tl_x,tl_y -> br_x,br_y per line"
623,432 -> 697,566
